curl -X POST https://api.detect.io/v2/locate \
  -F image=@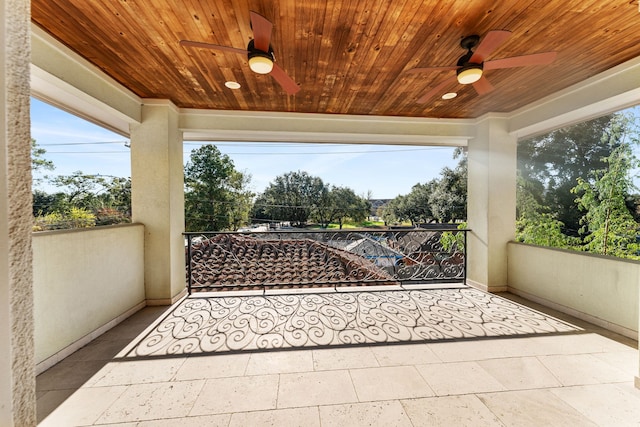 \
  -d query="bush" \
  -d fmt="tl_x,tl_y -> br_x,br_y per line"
33,207 -> 96,231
